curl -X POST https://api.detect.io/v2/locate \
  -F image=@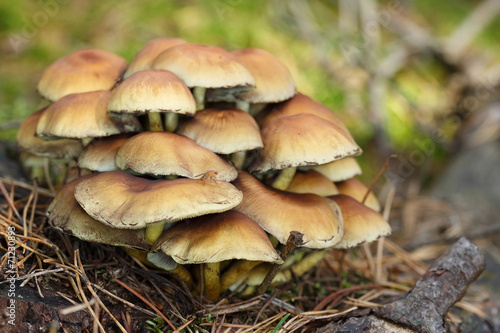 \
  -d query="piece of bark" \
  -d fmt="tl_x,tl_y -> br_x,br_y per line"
315,237 -> 486,333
